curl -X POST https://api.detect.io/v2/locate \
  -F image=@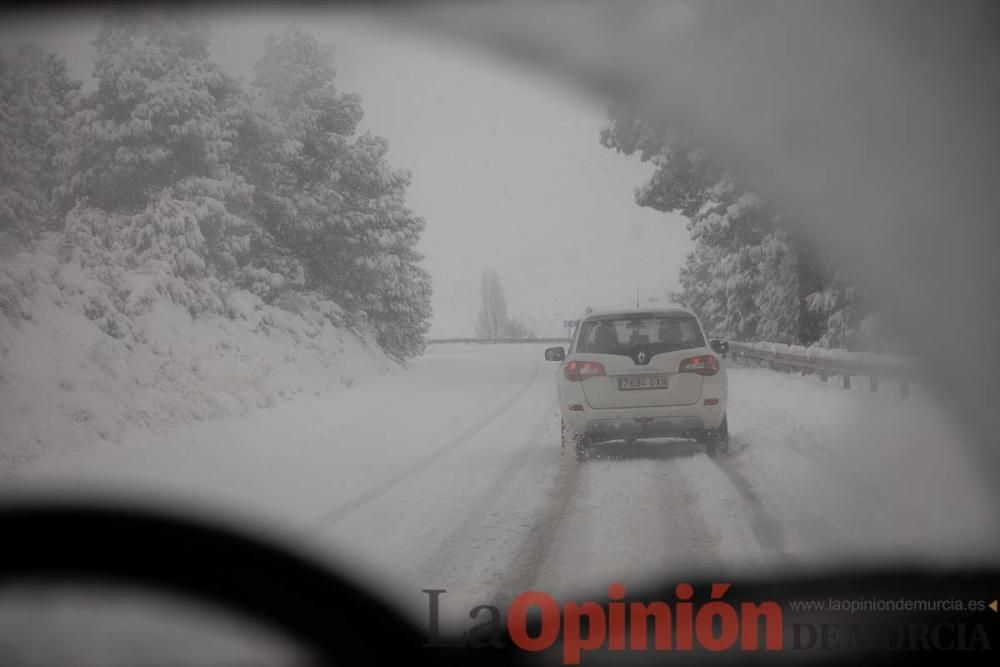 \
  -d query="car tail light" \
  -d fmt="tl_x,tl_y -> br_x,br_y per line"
564,360 -> 606,381
679,355 -> 720,376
